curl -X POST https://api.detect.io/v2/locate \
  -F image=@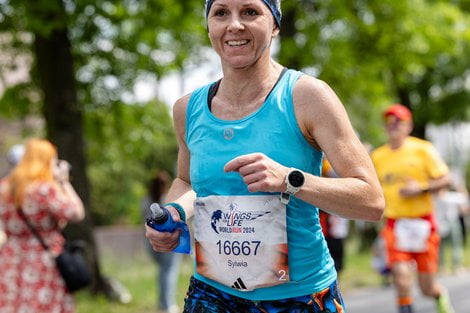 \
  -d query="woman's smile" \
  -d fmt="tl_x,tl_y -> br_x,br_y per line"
226,39 -> 250,47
